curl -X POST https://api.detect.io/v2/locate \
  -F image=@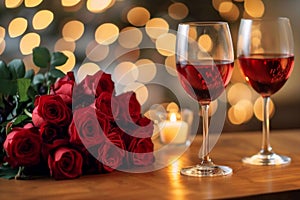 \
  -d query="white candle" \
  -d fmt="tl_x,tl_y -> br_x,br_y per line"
159,112 -> 189,144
